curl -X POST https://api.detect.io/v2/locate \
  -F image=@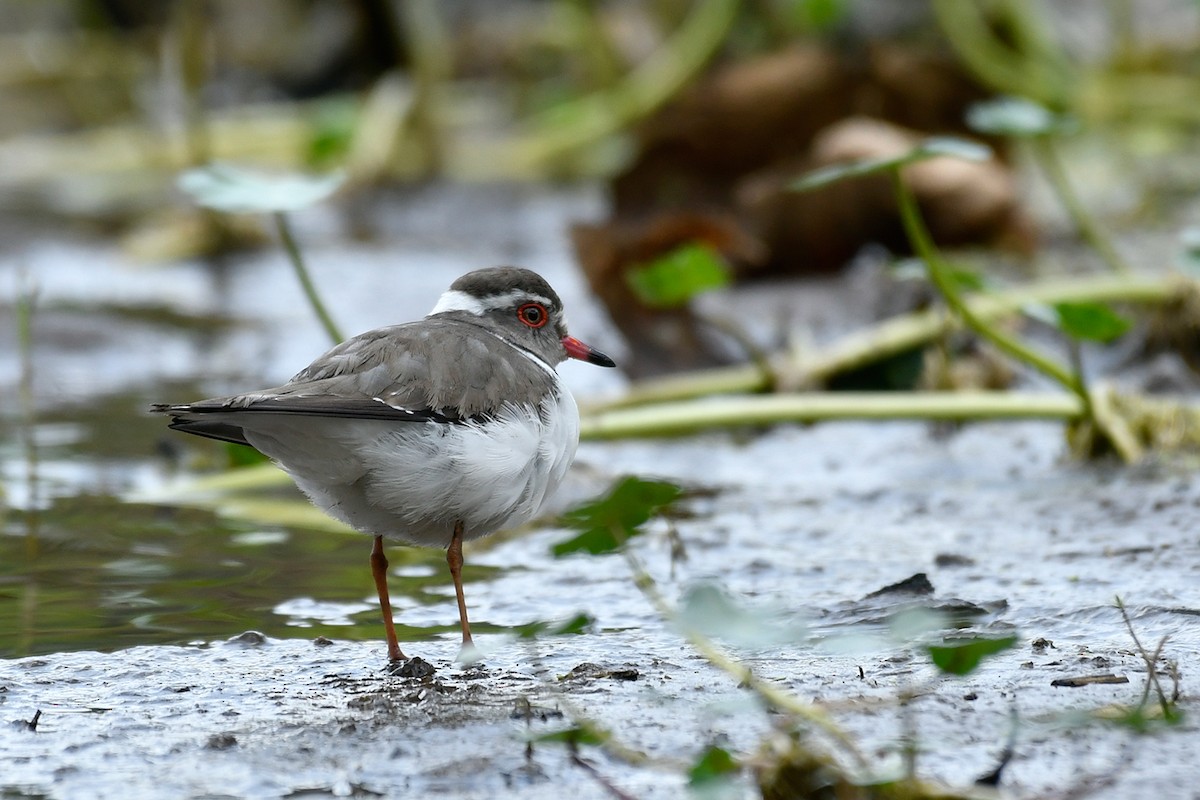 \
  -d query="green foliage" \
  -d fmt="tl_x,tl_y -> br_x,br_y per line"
966,96 -> 1077,138
626,243 -> 732,309
307,98 -> 358,168
1180,227 -> 1200,272
926,635 -> 1017,676
178,163 -> 345,214
1053,301 -> 1132,343
552,477 -> 682,557
514,612 -> 595,639
533,725 -> 608,747
789,137 -> 992,193
895,258 -> 988,294
224,442 -> 270,468
1106,704 -> 1185,733
785,0 -> 848,31
679,583 -> 805,646
688,745 -> 741,798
